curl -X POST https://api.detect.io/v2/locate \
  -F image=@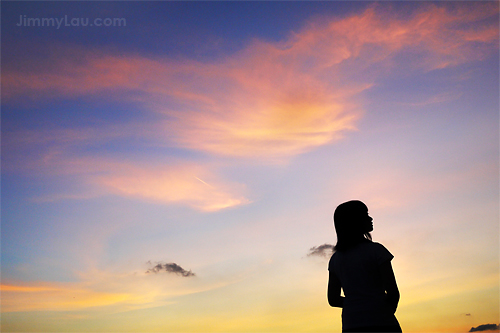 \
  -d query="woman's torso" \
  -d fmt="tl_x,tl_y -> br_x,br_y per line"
329,242 -> 399,330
